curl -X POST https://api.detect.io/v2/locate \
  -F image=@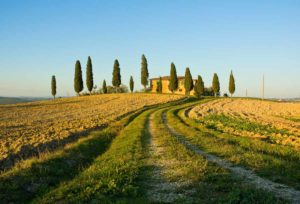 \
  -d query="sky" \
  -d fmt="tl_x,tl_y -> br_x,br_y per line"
0,0 -> 299,98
